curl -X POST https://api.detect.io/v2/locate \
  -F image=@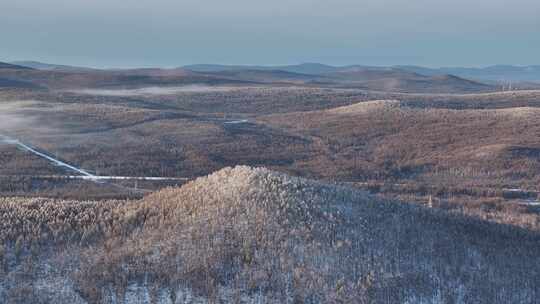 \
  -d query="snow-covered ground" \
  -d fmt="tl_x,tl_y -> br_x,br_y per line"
67,85 -> 246,96
223,119 -> 249,124
520,199 -> 540,206
0,134 -> 187,182
1,134 -> 96,178
39,175 -> 188,181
